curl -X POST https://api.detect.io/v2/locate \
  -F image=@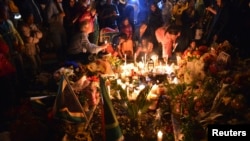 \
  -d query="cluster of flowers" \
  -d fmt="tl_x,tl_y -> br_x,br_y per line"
164,40 -> 250,140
